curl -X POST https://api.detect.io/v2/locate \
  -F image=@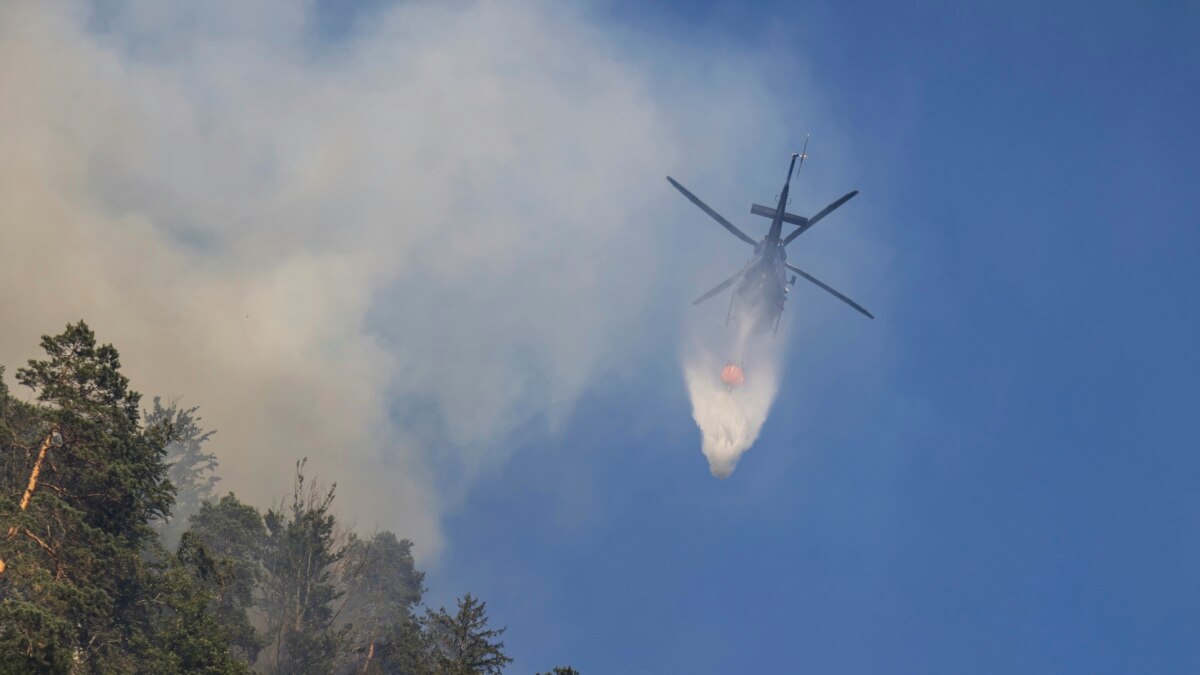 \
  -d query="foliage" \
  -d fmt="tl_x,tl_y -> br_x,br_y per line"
342,531 -> 428,674
146,398 -> 219,549
125,544 -> 251,675
425,594 -> 513,675
0,322 -> 240,672
259,461 -> 352,674
0,321 -> 542,673
14,321 -> 175,542
186,494 -> 268,663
